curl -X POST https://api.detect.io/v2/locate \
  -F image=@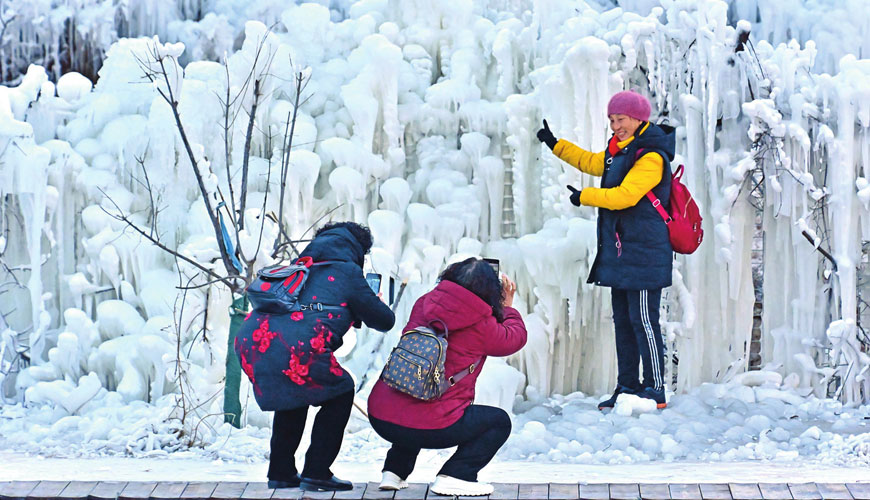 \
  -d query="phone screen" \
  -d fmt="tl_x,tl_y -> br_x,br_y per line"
483,258 -> 499,276
365,273 -> 382,294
